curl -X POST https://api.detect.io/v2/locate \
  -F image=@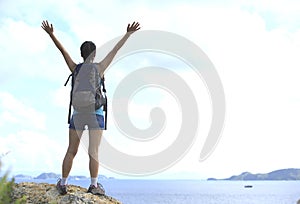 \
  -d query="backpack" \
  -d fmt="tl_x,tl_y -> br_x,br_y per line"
64,63 -> 107,129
